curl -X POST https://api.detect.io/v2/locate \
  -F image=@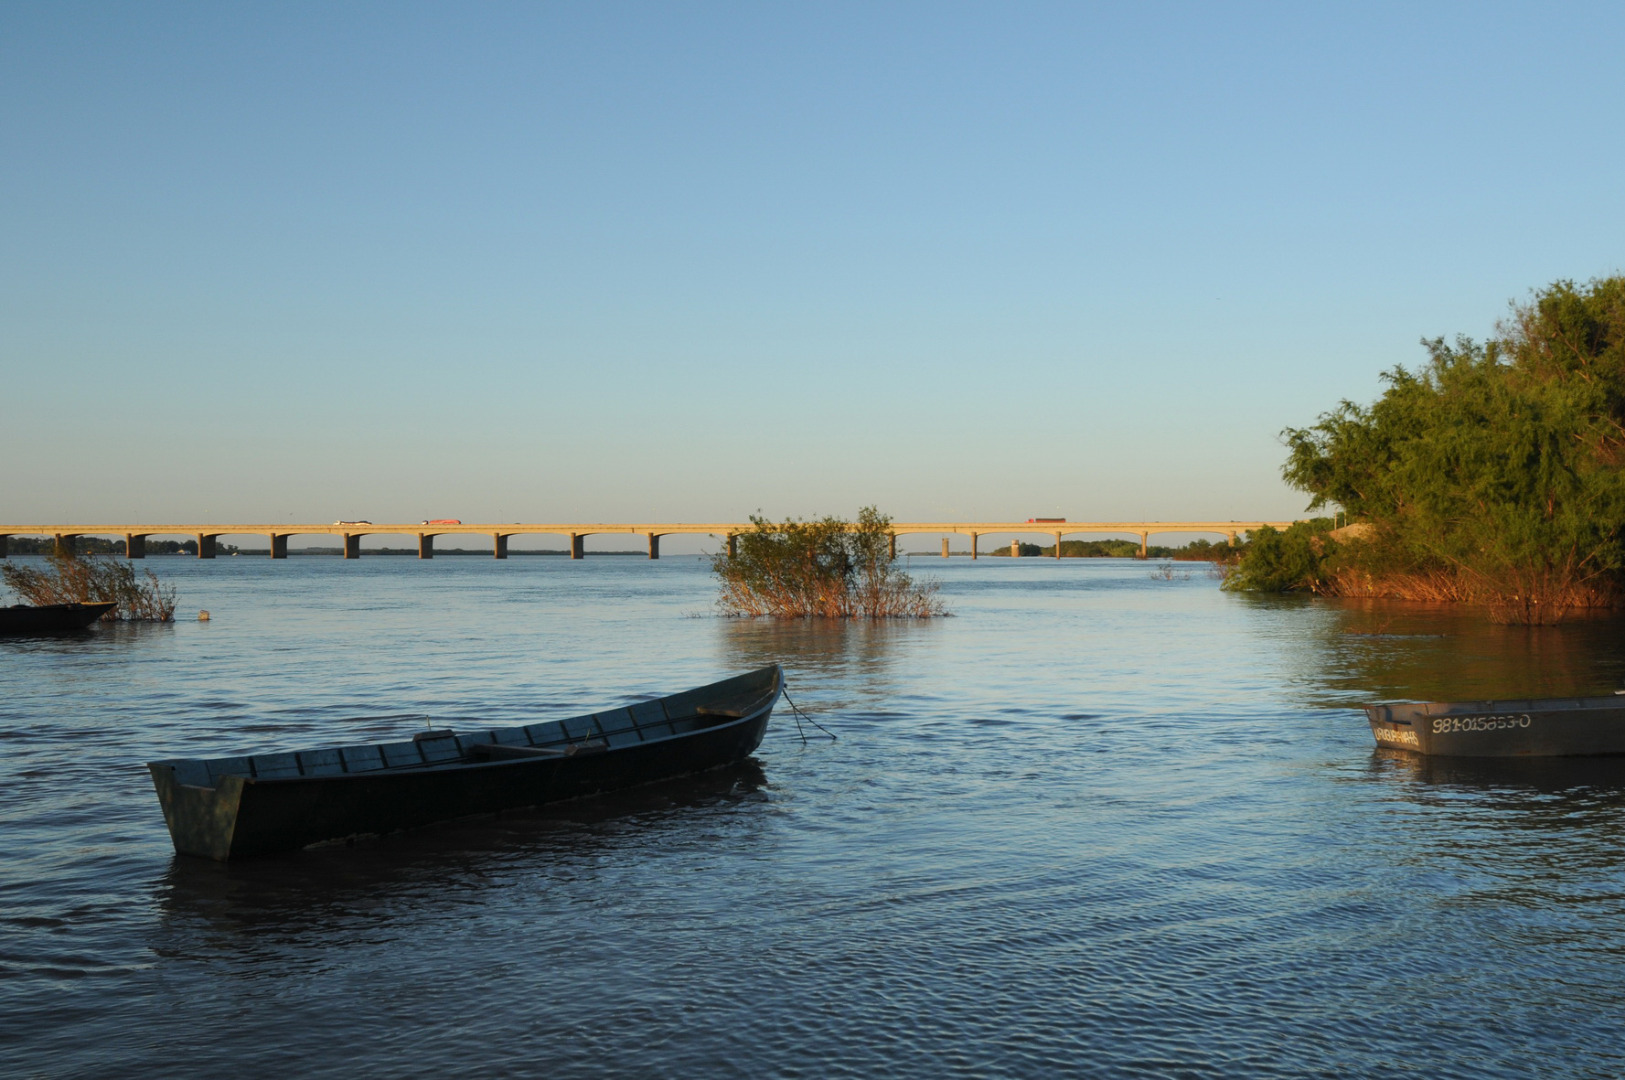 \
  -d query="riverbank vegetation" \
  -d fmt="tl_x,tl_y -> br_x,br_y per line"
714,508 -> 947,617
3,553 -> 177,621
2,536 -> 237,556
989,538 -> 1243,560
1228,276 -> 1625,623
